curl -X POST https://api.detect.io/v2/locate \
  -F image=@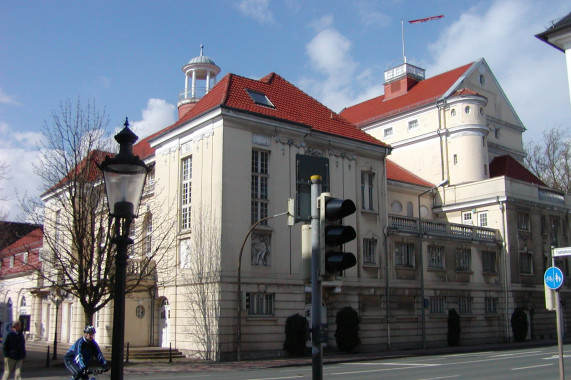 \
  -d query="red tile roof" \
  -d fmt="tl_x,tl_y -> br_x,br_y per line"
340,62 -> 474,126
386,159 -> 435,188
489,155 -> 545,186
140,72 -> 388,158
1,227 -> 43,254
